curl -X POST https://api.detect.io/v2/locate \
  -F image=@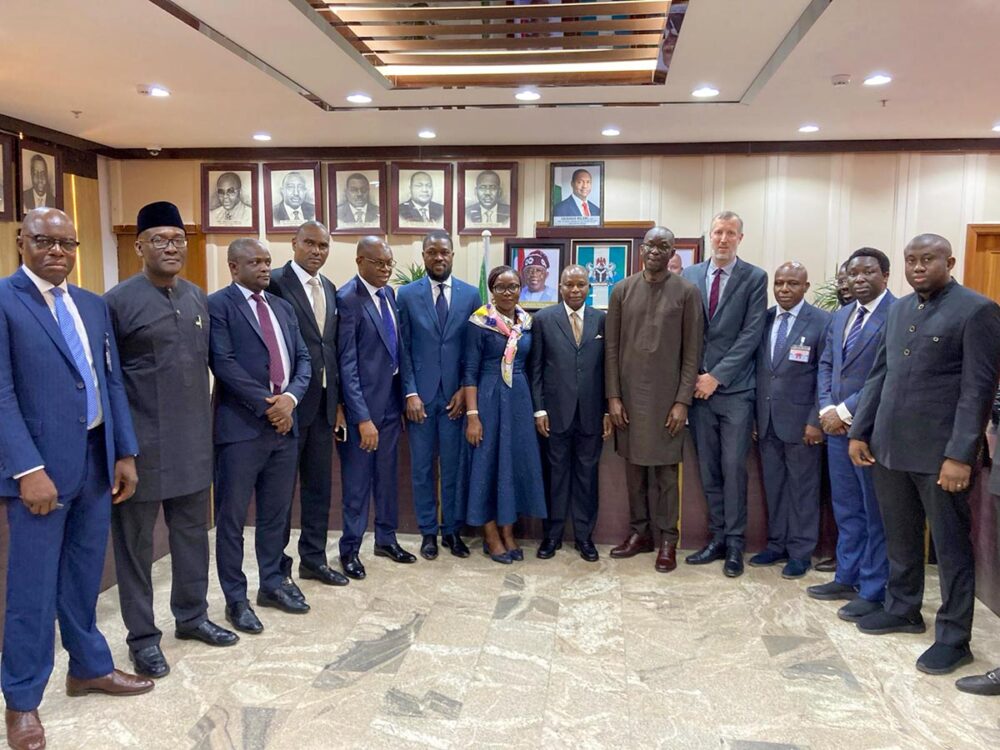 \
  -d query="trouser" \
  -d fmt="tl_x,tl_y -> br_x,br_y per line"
407,388 -> 464,536
543,415 -> 602,542
625,462 -> 679,544
759,424 -> 822,561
